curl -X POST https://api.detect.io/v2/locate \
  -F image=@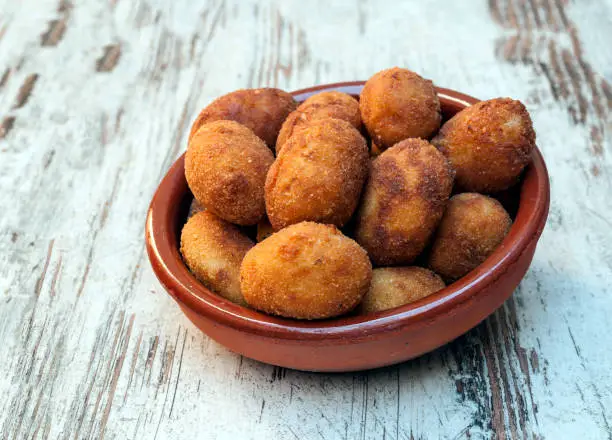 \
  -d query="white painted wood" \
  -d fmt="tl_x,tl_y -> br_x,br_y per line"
1,0 -> 611,438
